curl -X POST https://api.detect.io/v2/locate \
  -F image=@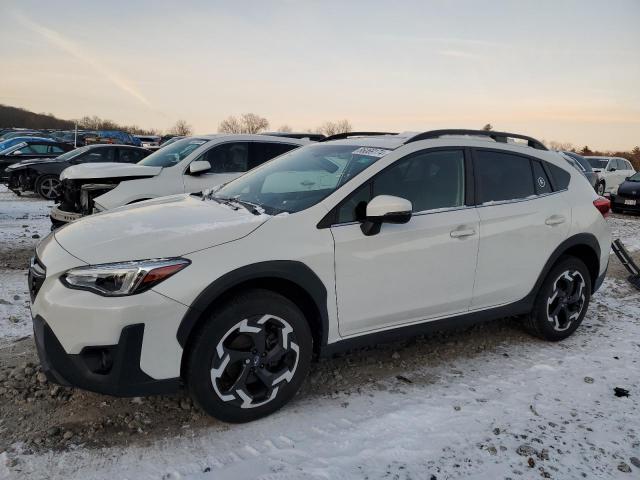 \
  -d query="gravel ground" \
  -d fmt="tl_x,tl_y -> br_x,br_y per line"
0,186 -> 638,479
